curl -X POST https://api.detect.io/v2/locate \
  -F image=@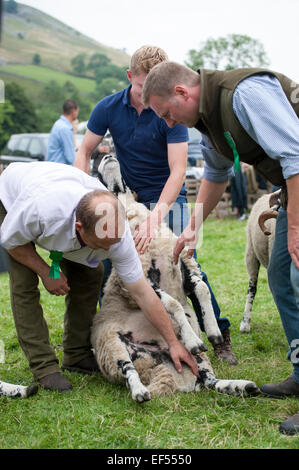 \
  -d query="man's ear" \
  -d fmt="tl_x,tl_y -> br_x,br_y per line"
126,69 -> 132,83
75,221 -> 83,232
174,85 -> 189,100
